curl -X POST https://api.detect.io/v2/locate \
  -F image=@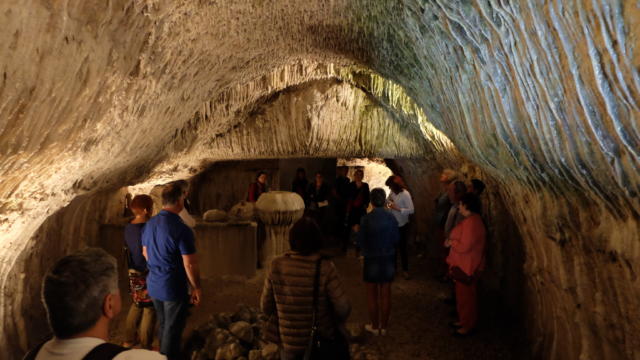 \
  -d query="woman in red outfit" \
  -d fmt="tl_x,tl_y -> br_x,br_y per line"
247,171 -> 268,202
445,193 -> 486,336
